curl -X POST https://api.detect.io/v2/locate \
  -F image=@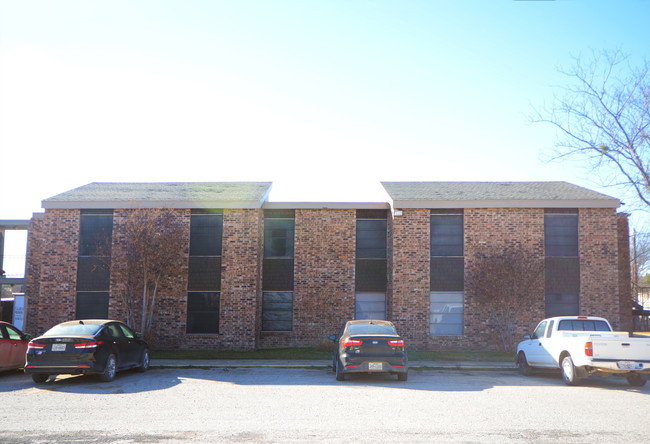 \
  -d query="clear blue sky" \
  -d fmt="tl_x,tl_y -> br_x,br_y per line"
1,0 -> 649,226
